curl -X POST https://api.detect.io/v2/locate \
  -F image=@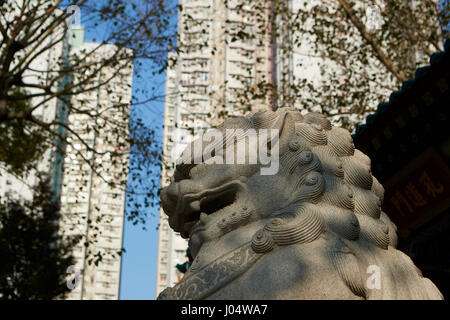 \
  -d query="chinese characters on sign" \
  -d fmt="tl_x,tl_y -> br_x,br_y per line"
390,171 -> 444,216
383,148 -> 450,236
